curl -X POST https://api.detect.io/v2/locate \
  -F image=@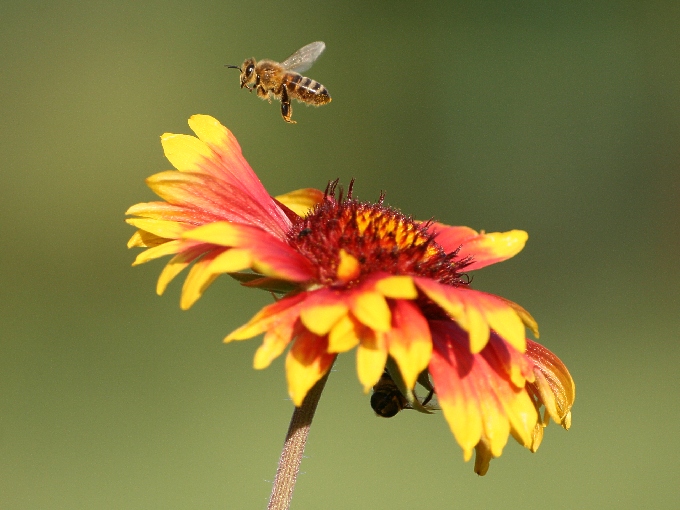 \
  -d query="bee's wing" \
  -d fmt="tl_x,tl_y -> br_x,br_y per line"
281,41 -> 326,73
